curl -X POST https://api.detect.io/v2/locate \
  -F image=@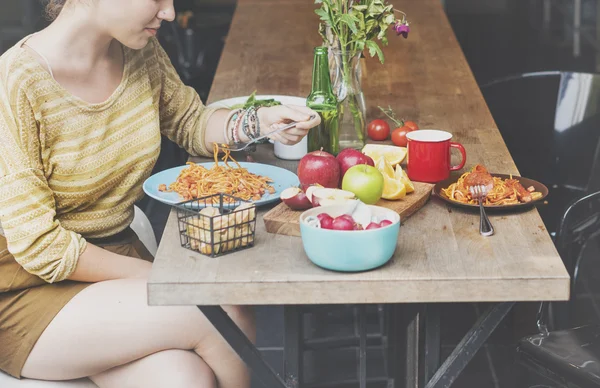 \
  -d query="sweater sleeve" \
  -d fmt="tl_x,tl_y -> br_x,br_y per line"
0,65 -> 86,283
152,39 -> 222,157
